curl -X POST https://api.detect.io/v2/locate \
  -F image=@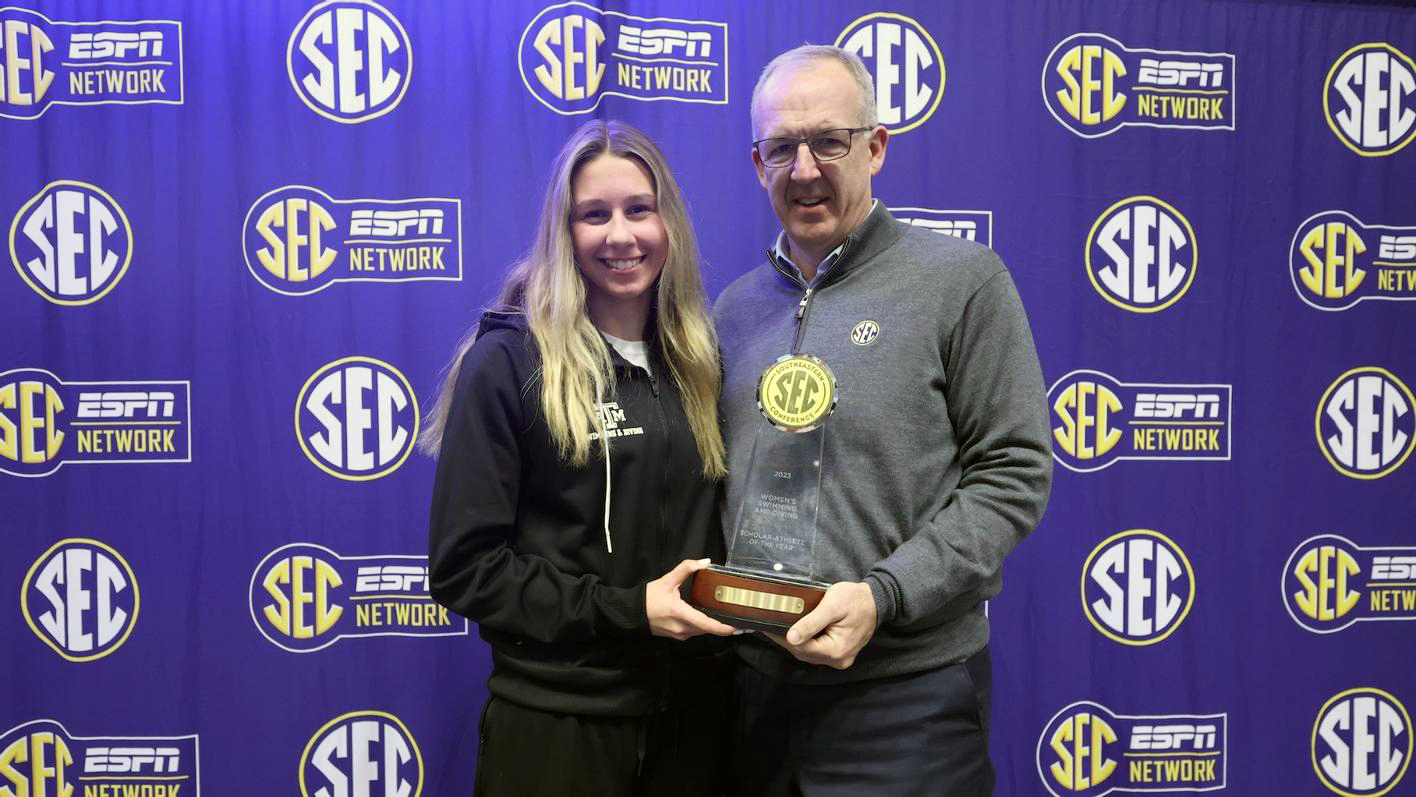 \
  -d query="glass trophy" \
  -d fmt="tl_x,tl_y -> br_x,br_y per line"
689,354 -> 837,632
